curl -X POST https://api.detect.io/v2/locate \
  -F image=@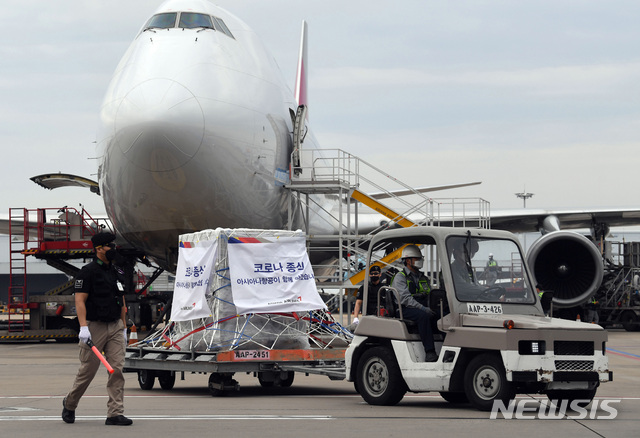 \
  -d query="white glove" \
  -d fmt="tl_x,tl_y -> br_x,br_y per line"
123,328 -> 128,343
353,317 -> 359,325
79,326 -> 91,344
